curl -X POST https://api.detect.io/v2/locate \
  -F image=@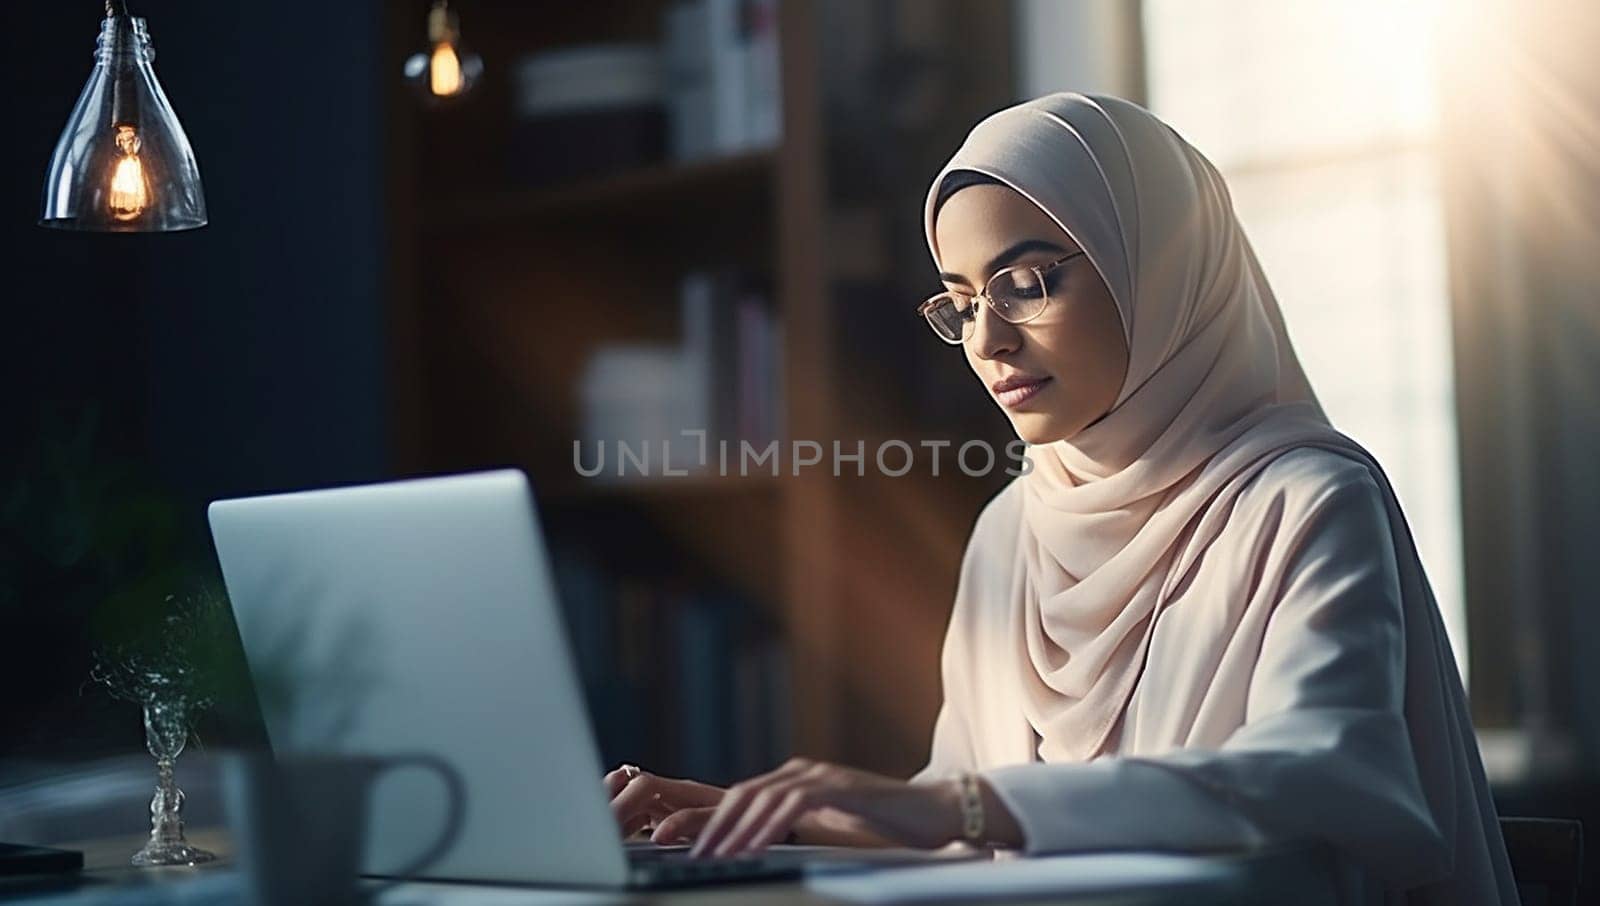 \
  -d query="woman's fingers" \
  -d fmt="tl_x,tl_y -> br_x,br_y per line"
744,786 -> 817,854
712,785 -> 790,857
688,760 -> 946,856
607,766 -> 727,832
716,781 -> 812,857
606,765 -> 723,806
714,770 -> 823,857
657,775 -> 725,809
609,773 -> 667,828
689,758 -> 816,858
602,766 -> 634,797
621,806 -> 658,838
650,806 -> 717,844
